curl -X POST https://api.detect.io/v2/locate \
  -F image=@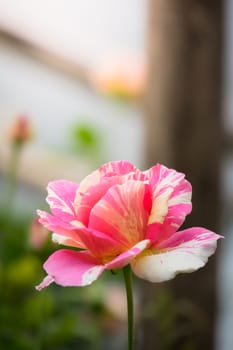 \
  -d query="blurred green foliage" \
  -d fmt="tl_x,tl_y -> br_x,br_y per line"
69,122 -> 102,164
